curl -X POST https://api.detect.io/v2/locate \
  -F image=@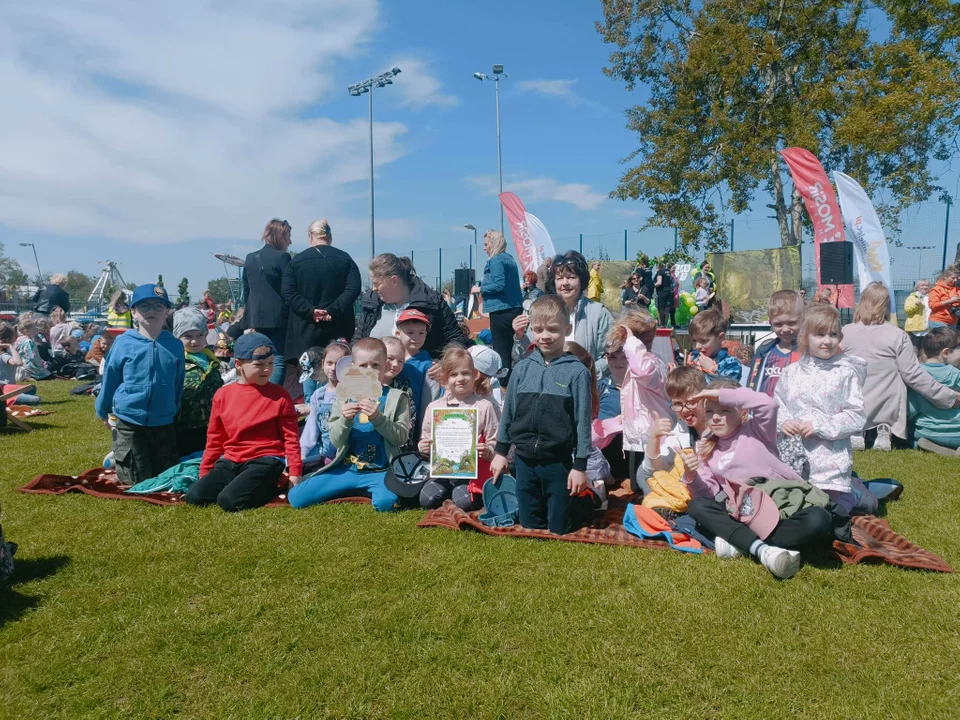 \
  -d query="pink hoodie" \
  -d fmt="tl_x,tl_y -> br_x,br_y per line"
620,335 -> 676,452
